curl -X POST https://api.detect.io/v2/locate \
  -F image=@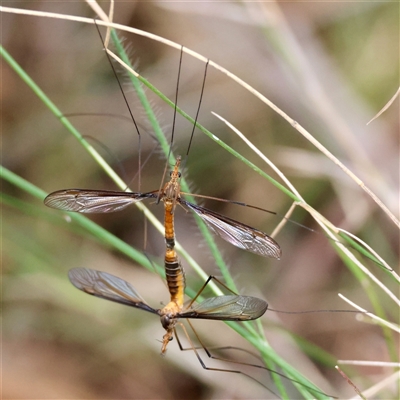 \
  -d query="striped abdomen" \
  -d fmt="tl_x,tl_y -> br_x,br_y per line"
165,247 -> 185,307
164,199 -> 176,250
